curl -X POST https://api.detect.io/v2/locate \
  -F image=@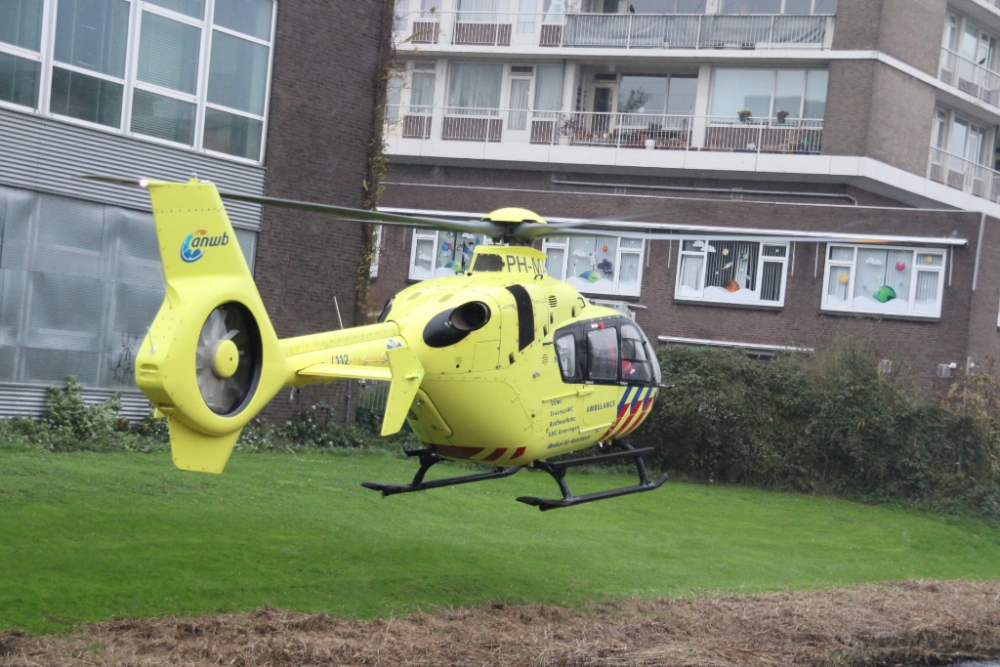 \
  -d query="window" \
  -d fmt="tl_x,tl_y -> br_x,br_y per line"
621,322 -> 656,383
447,61 -> 503,115
587,326 -> 618,381
710,68 -> 828,121
676,239 -> 788,306
409,229 -> 492,280
822,245 -> 945,318
928,108 -> 993,191
720,0 -> 835,13
542,235 -> 644,296
0,0 -> 276,162
555,332 -> 577,381
0,0 -> 44,108
617,74 -> 697,120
